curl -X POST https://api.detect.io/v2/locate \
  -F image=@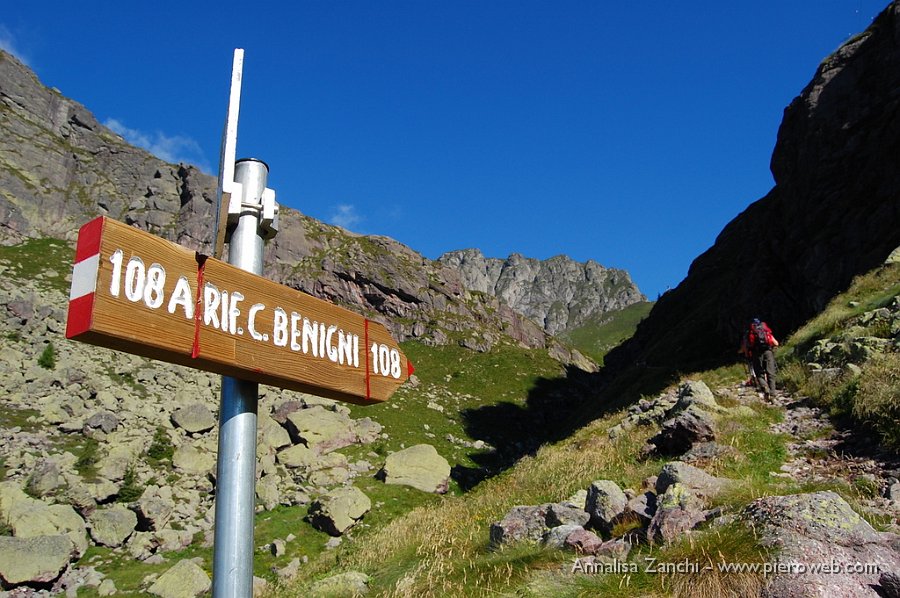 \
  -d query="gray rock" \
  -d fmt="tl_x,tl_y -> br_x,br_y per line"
625,491 -> 657,526
585,480 -> 627,533
380,444 -> 450,494
0,535 -> 73,586
673,380 -> 722,413
310,571 -> 370,597
98,578 -> 117,596
655,461 -> 732,498
147,559 -> 211,598
649,408 -> 716,456
546,503 -> 591,528
172,444 -> 216,475
26,458 -> 62,497
284,406 -> 357,453
542,524 -> 584,549
258,414 -> 292,452
308,486 -> 371,536
564,528 -> 604,555
490,505 -> 551,545
88,504 -> 137,547
889,481 -> 900,504
84,410 -> 120,434
647,483 -> 706,545
256,475 -> 282,512
171,403 -> 216,435
745,491 -> 900,598
134,486 -> 175,531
